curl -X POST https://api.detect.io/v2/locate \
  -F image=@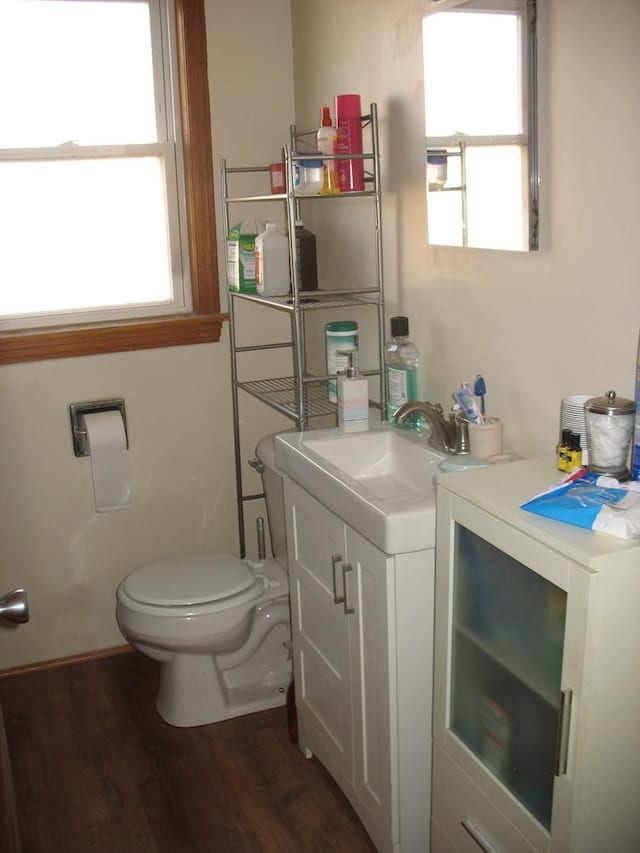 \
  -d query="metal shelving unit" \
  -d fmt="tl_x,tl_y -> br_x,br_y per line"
221,104 -> 385,555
